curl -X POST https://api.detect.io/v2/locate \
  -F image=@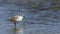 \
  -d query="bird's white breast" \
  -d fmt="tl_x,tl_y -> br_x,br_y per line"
15,16 -> 23,21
